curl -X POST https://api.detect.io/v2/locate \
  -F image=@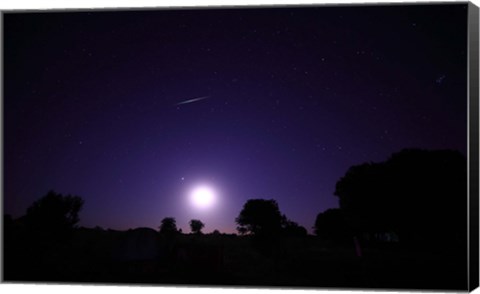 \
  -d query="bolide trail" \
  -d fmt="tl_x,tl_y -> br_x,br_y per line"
176,96 -> 210,106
